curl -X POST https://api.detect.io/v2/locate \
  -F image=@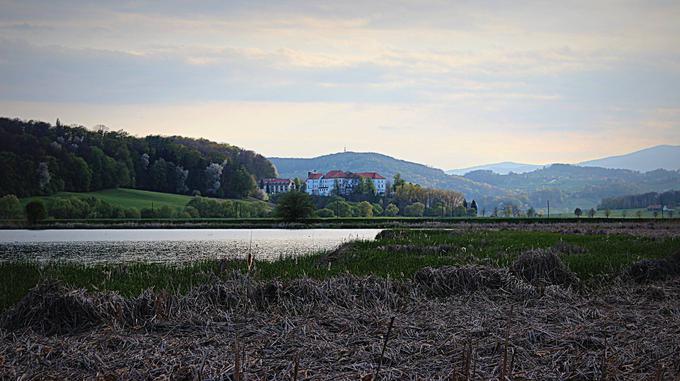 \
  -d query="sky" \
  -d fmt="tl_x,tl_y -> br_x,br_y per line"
1,0 -> 679,169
